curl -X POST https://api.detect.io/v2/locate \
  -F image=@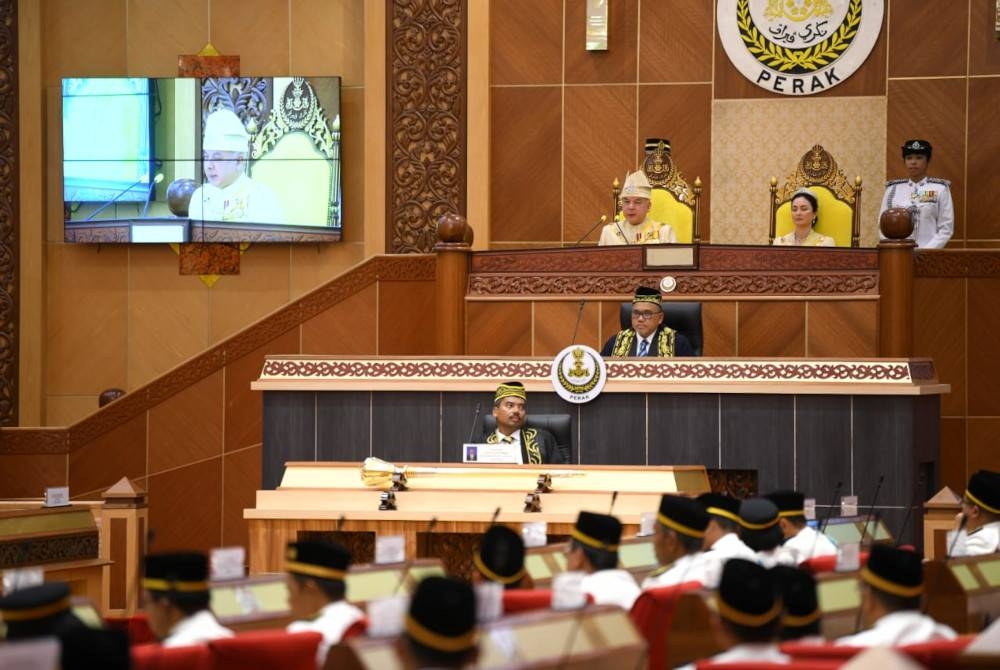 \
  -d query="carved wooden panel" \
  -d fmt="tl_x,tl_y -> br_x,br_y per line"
914,251 -> 1000,278
387,0 -> 467,253
0,0 -> 17,426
